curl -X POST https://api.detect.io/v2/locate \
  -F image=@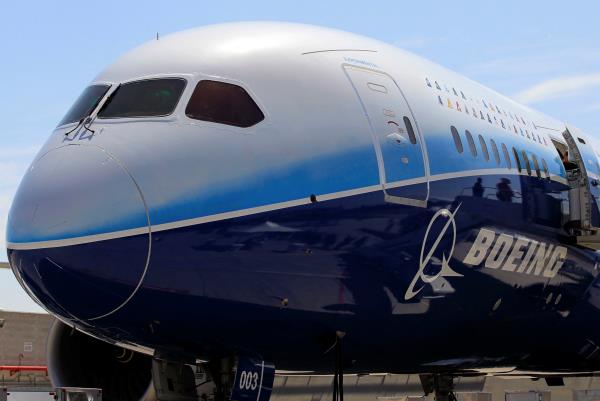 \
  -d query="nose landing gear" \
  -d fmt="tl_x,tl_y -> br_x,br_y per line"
420,374 -> 457,401
152,355 -> 275,401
